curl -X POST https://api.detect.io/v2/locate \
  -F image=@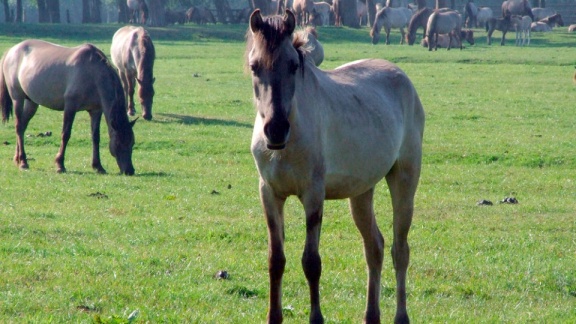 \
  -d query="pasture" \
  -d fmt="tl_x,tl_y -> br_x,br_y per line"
1,21 -> 575,322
